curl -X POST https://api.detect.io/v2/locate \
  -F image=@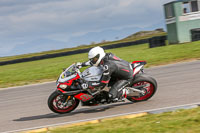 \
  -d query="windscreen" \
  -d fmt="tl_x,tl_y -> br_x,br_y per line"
62,64 -> 76,78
